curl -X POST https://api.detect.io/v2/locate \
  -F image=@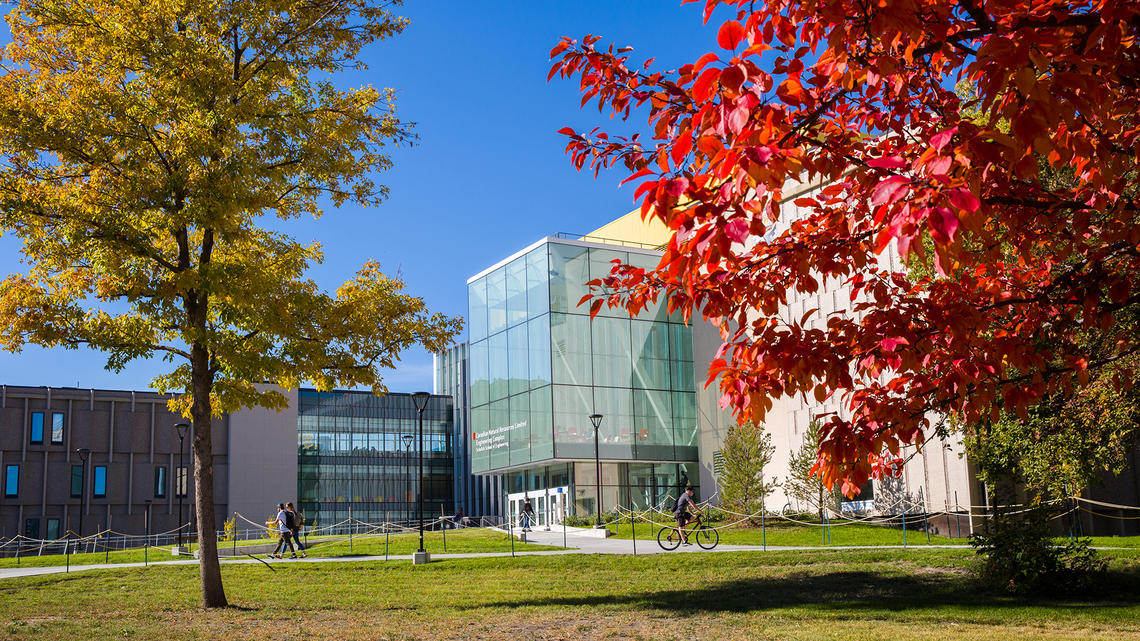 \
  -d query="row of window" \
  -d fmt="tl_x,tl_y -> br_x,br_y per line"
2,464 -> 186,499
29,411 -> 65,445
